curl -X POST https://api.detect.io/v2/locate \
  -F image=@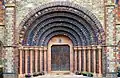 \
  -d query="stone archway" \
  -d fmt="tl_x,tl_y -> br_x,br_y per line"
19,1 -> 105,46
18,1 -> 105,77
